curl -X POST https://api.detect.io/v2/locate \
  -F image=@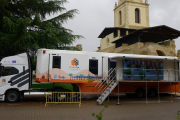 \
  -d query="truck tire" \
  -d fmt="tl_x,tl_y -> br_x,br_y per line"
6,90 -> 19,103
135,89 -> 145,98
148,88 -> 157,97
